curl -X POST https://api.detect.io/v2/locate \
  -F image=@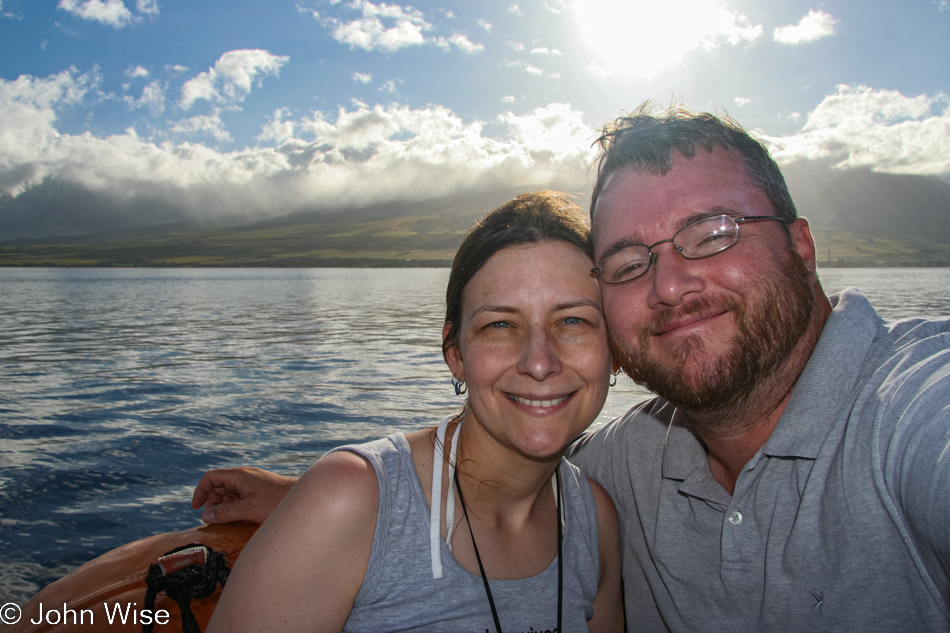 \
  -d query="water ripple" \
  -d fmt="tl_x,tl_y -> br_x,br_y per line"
3,266 -> 944,603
